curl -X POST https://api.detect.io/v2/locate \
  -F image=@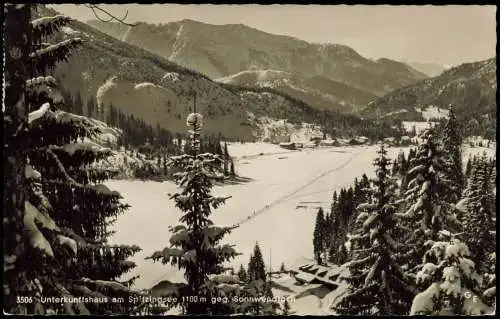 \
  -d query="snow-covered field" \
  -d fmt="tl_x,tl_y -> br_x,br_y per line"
106,143 -> 495,313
